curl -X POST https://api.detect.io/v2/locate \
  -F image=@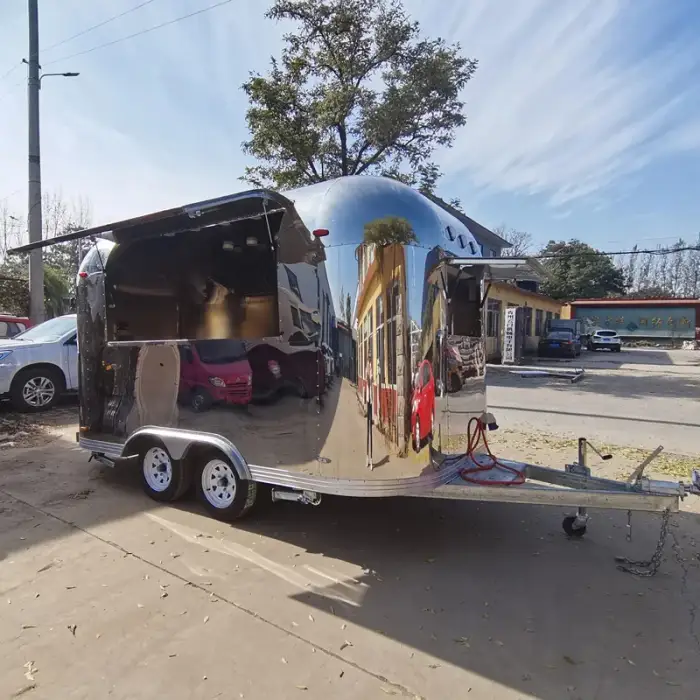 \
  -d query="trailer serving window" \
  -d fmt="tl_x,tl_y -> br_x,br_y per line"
9,191 -> 303,345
